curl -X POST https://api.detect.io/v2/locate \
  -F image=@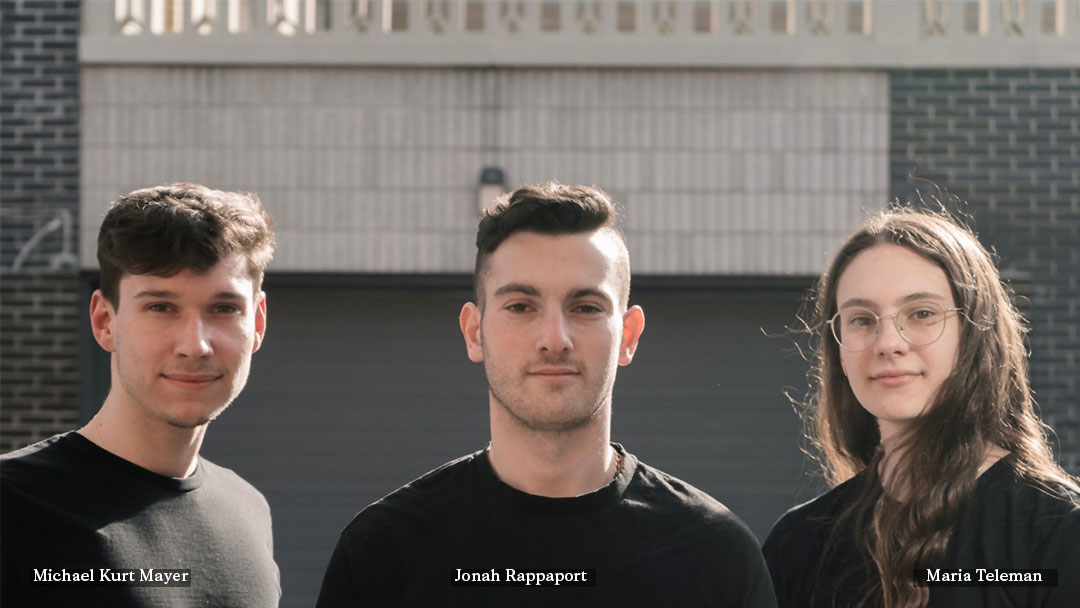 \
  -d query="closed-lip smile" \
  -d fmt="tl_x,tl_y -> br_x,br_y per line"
528,367 -> 579,376
162,373 -> 222,386
871,369 -> 920,379
870,369 -> 921,386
